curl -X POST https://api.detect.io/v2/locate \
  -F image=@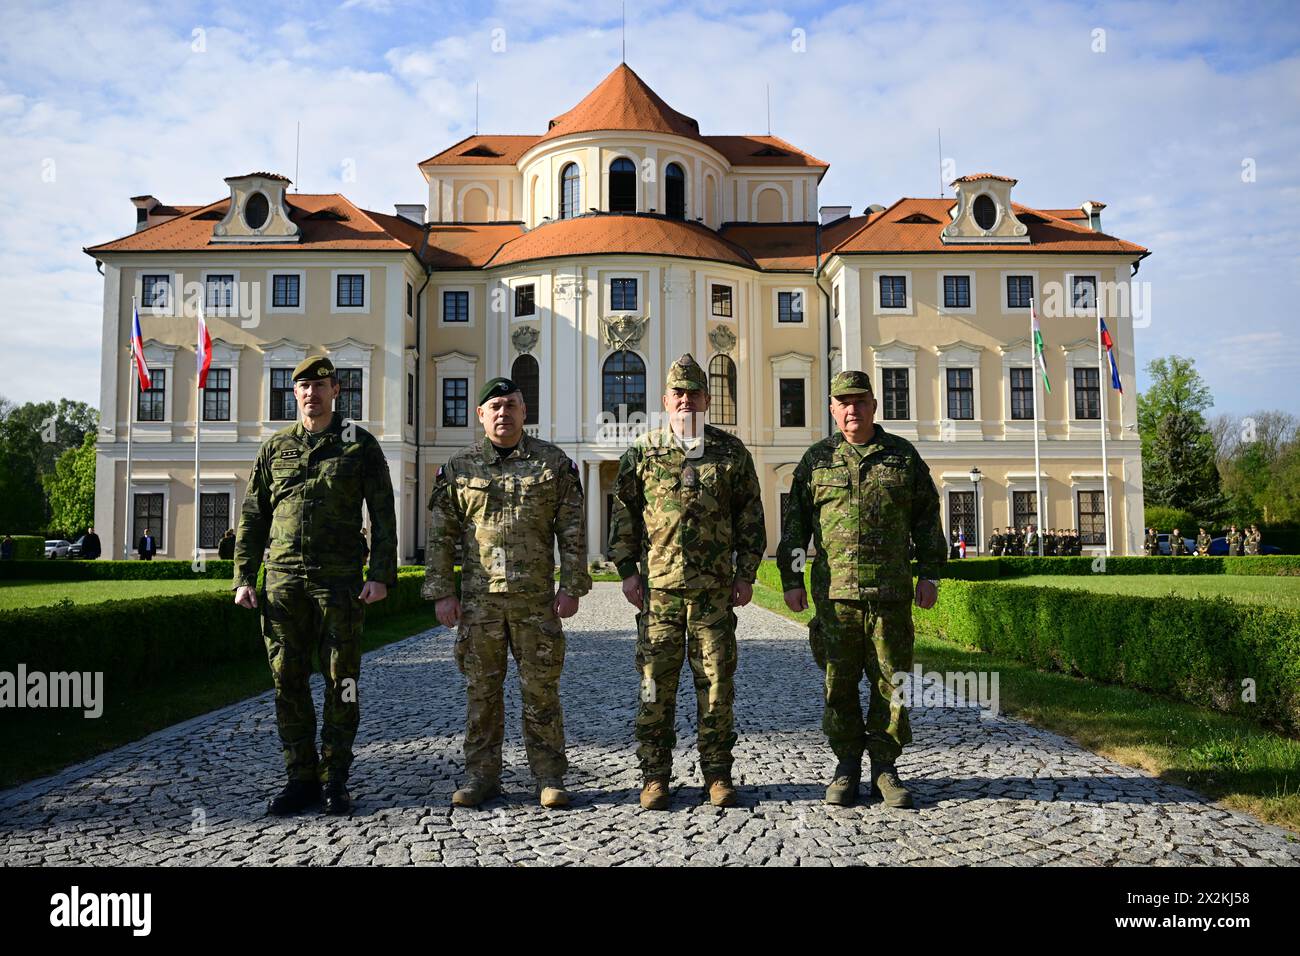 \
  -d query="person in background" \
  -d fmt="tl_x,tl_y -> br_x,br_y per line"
138,528 -> 157,560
